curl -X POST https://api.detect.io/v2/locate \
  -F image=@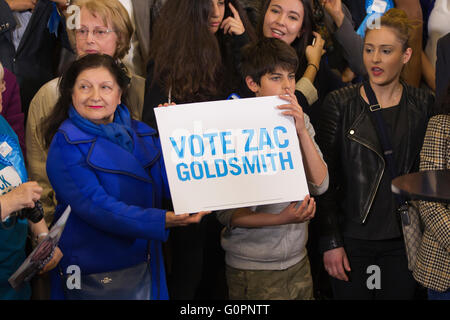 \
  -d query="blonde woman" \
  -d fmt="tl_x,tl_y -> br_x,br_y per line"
315,9 -> 434,299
